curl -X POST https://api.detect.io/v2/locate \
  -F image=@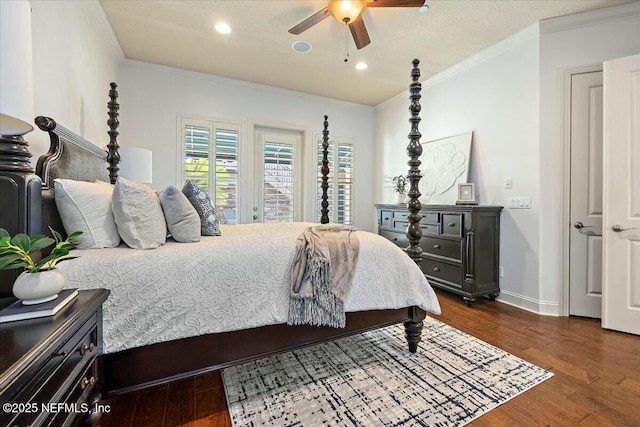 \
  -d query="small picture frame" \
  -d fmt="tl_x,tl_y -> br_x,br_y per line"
456,183 -> 477,205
